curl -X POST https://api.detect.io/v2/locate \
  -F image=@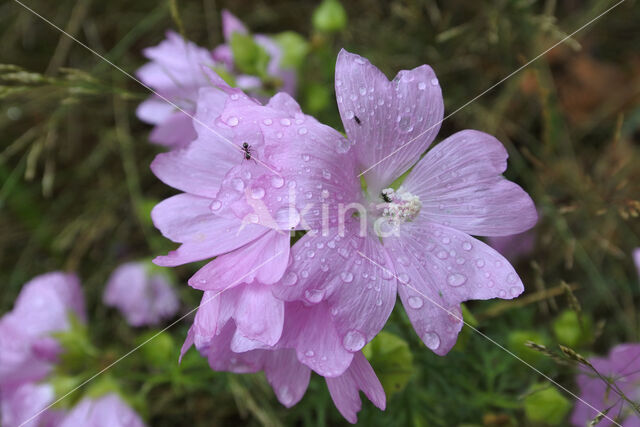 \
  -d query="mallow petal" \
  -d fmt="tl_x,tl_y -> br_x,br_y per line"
385,221 -> 525,355
278,302 -> 354,377
273,222 -> 396,353
147,111 -> 197,149
325,352 -> 386,424
264,349 -> 311,408
58,394 -> 145,427
403,129 -> 537,236
221,10 -> 248,42
151,194 -> 267,266
189,229 -> 289,290
335,49 -> 444,196
234,283 -> 284,346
